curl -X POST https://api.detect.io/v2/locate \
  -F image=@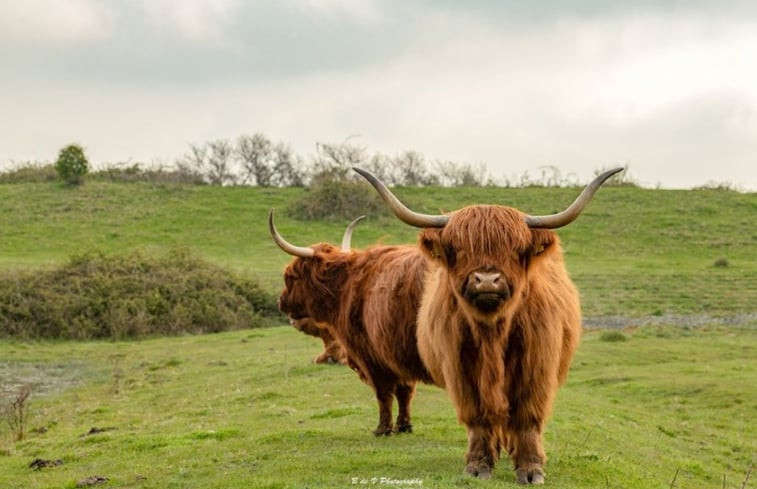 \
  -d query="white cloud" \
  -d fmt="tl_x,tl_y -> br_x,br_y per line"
0,0 -> 112,45
139,0 -> 243,43
554,14 -> 757,124
1,4 -> 756,189
246,10 -> 757,188
287,0 -> 382,23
